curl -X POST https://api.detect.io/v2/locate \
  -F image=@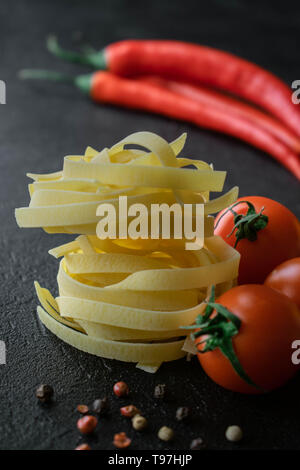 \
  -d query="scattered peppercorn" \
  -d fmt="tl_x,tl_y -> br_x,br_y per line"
113,381 -> 129,397
225,425 -> 243,442
36,384 -> 54,403
92,397 -> 109,415
120,405 -> 140,418
154,384 -> 166,399
113,432 -> 132,449
190,437 -> 205,450
158,426 -> 174,442
77,415 -> 98,434
77,404 -> 89,414
176,406 -> 190,421
75,443 -> 91,450
132,415 -> 147,431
